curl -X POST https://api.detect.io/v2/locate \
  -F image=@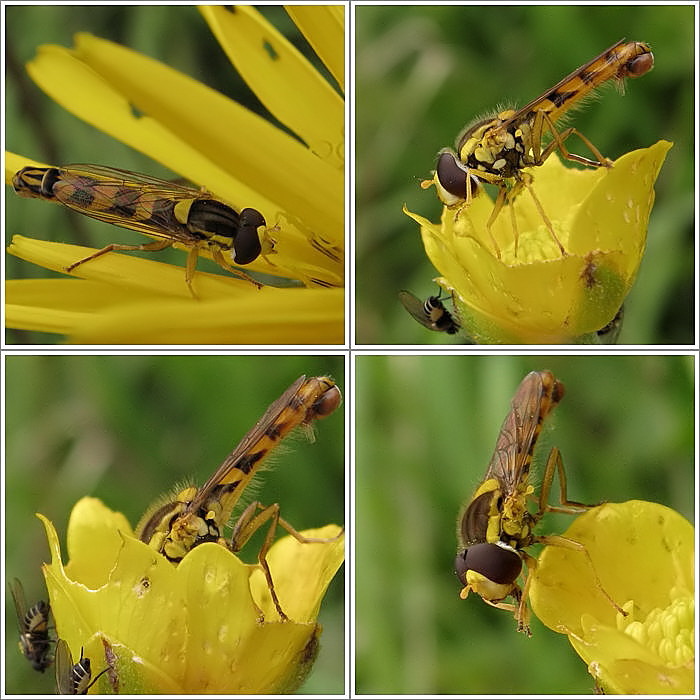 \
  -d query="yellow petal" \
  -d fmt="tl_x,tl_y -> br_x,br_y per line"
38,498 -> 344,693
530,501 -> 694,694
286,5 -> 345,92
249,526 -> 345,622
200,6 -> 343,172
407,141 -> 673,343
